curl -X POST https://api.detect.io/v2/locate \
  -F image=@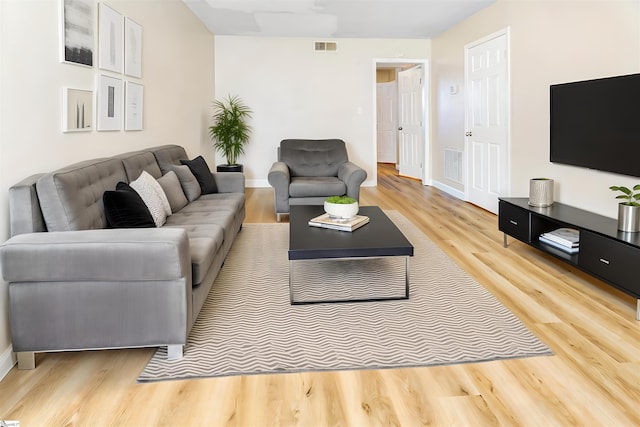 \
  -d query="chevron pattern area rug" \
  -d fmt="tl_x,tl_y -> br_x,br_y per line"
138,211 -> 551,382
